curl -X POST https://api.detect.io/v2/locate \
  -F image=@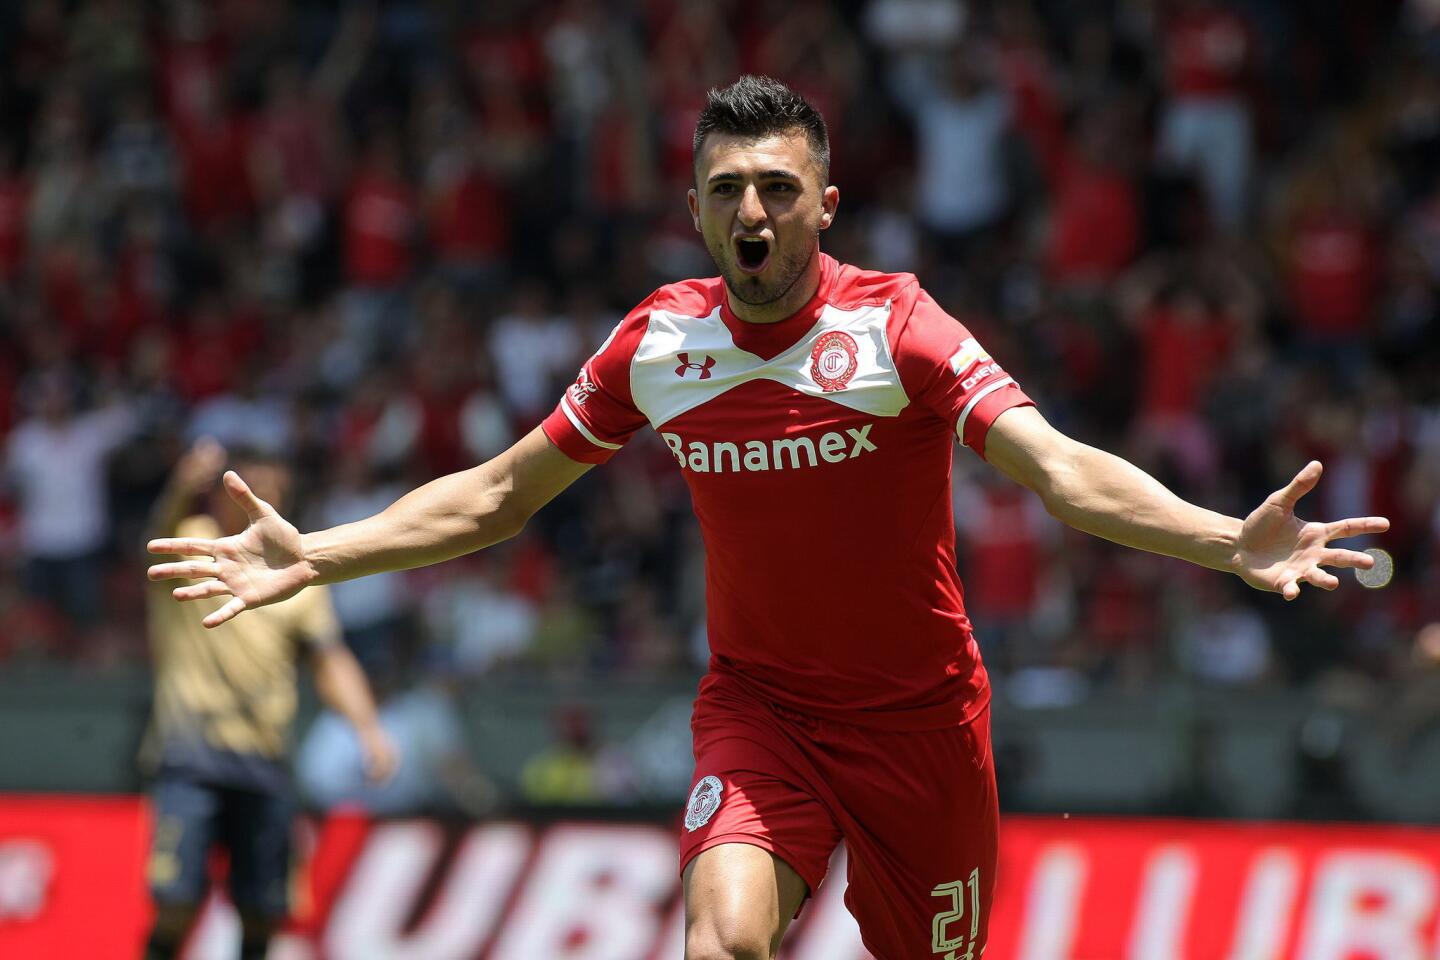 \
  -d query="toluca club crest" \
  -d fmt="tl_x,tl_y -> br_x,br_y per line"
684,775 -> 724,832
810,331 -> 859,392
